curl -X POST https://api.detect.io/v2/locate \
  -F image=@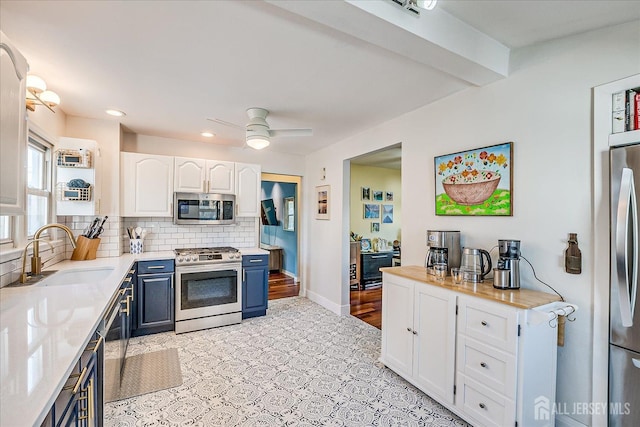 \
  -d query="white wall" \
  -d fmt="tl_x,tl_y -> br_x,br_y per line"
302,21 -> 640,426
